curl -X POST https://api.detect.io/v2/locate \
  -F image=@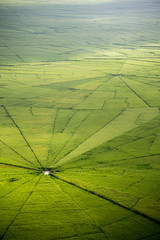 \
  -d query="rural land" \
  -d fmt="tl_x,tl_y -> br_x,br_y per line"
0,0 -> 160,239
